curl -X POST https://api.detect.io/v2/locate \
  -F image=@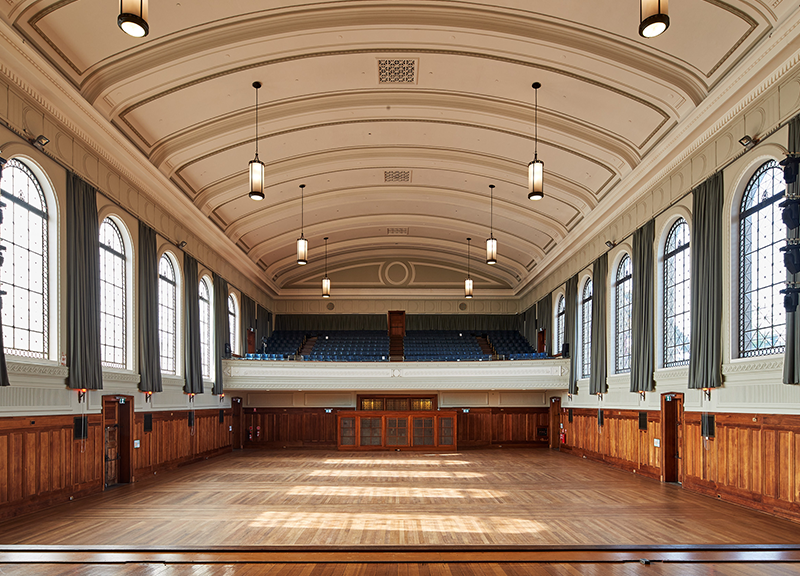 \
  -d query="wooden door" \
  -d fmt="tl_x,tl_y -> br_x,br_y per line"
661,392 -> 684,483
117,395 -> 133,484
232,397 -> 244,449
102,397 -> 120,488
549,396 -> 561,450
388,311 -> 405,337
